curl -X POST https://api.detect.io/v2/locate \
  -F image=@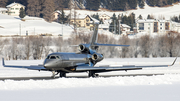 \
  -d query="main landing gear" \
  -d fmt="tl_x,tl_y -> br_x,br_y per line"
59,72 -> 66,78
51,71 -> 66,78
88,71 -> 99,77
